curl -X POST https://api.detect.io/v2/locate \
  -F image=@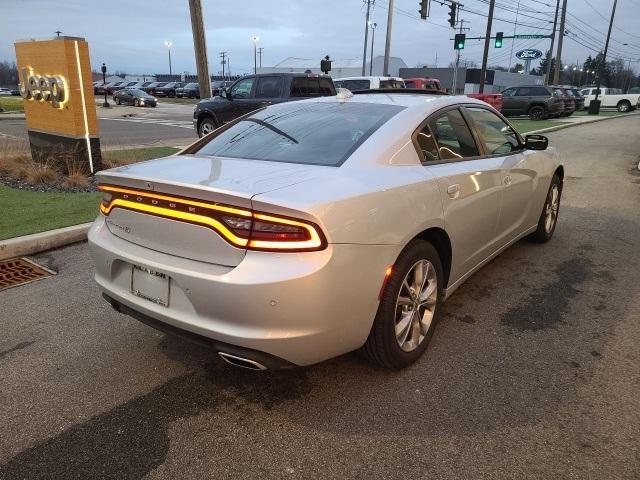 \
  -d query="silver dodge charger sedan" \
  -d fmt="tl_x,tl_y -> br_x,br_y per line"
89,91 -> 563,370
